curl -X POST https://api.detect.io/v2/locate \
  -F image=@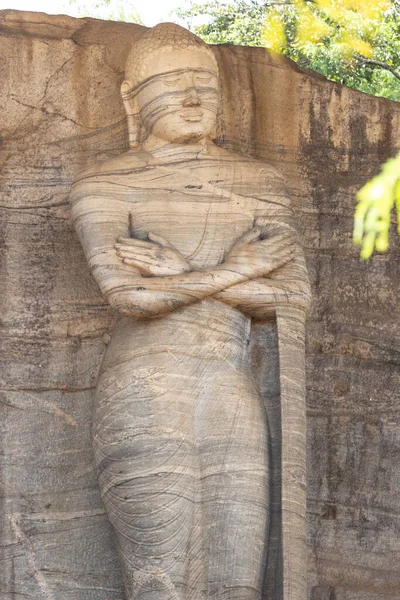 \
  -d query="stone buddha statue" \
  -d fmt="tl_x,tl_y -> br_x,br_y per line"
70,22 -> 310,600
